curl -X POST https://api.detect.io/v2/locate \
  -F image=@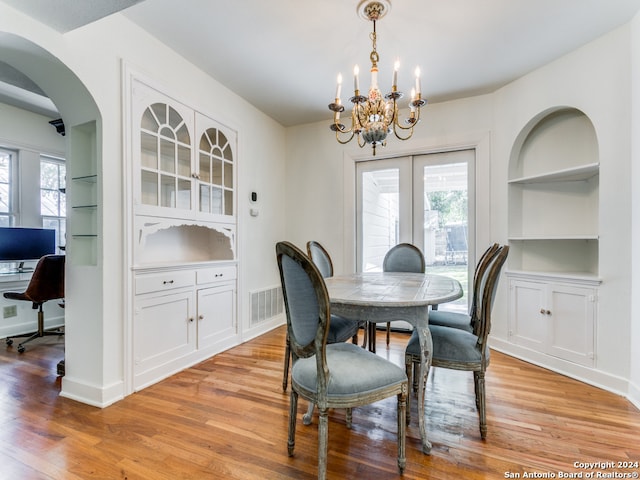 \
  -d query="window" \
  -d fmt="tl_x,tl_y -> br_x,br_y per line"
0,149 -> 14,226
40,156 -> 66,250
